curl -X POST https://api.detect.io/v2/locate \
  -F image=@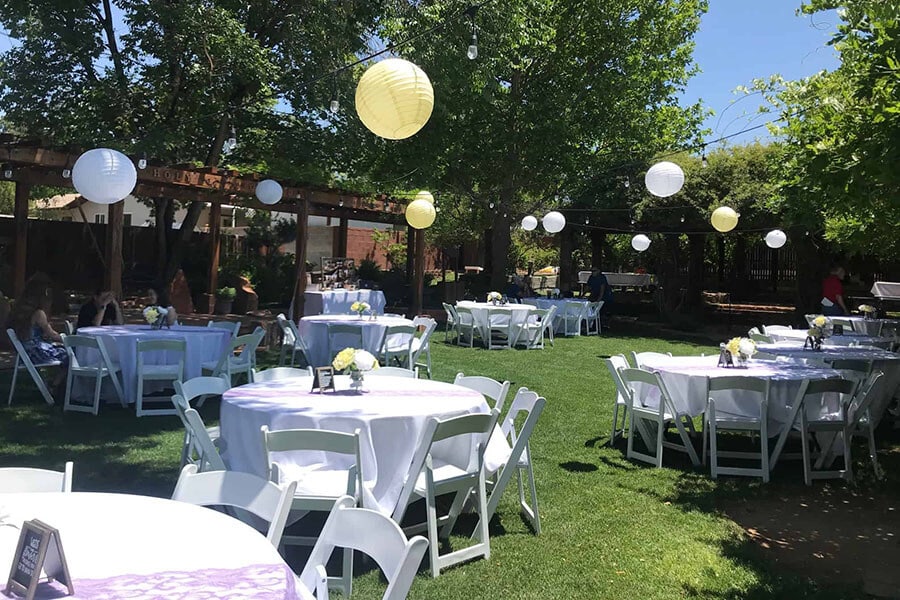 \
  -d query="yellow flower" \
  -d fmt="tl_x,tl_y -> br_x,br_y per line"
144,308 -> 159,324
813,315 -> 827,327
350,302 -> 360,312
332,347 -> 357,371
725,337 -> 741,356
